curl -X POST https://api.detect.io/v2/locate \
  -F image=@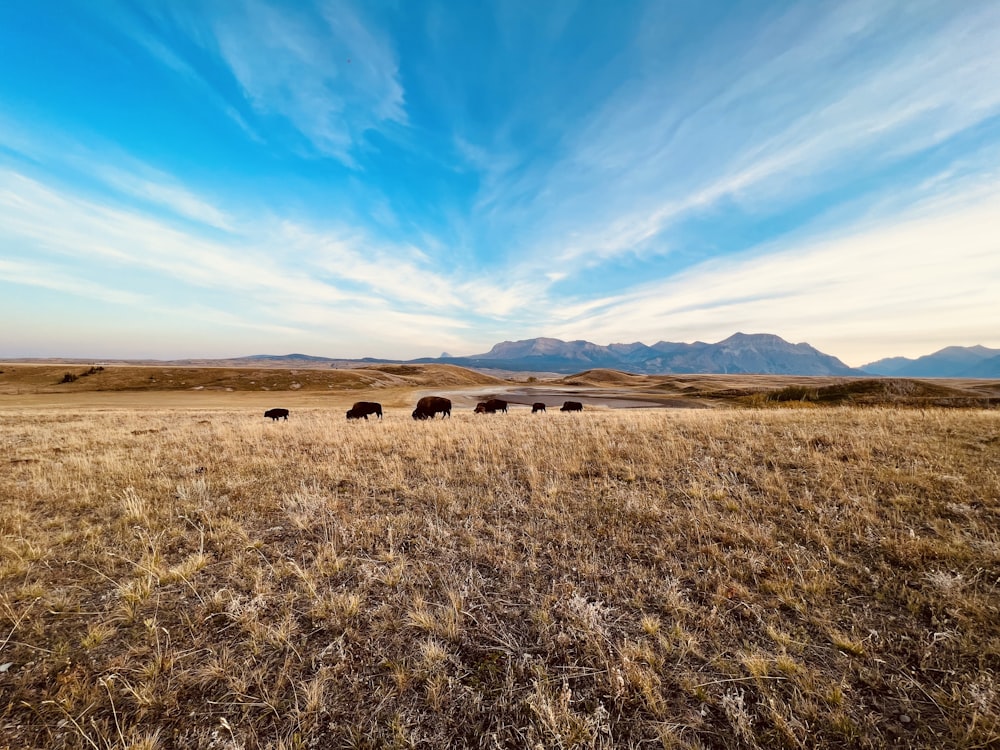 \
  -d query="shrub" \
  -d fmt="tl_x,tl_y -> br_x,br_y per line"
767,385 -> 817,402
